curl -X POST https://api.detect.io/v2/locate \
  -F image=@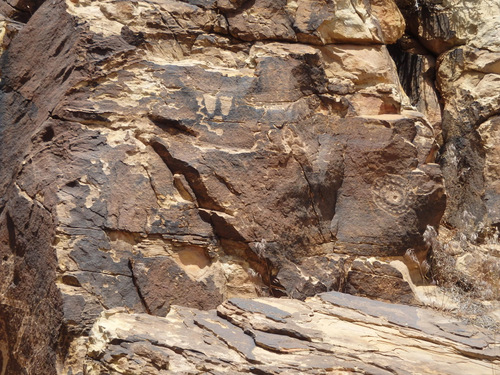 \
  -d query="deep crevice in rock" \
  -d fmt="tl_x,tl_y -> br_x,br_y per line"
150,139 -> 228,213
148,114 -> 198,137
128,259 -> 152,315
3,0 -> 46,23
387,38 -> 441,111
5,212 -> 17,255
291,153 -> 327,243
